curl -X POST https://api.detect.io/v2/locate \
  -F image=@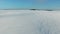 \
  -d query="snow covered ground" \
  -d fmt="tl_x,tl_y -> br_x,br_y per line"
0,10 -> 60,34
